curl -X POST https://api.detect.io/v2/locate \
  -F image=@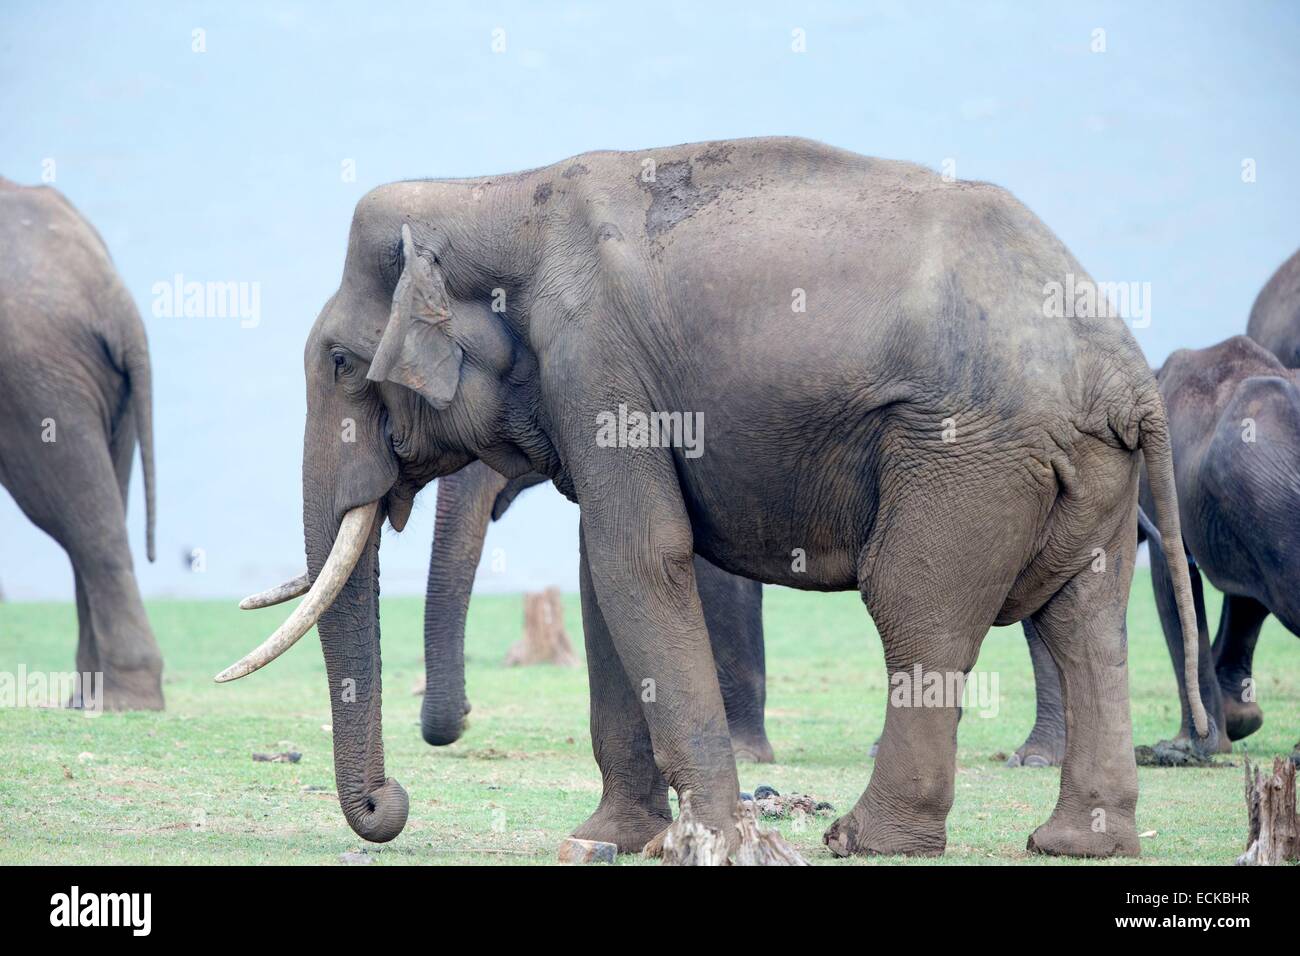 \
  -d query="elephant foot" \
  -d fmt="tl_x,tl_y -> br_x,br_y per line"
71,669 -> 163,711
731,734 -> 775,764
823,806 -> 945,858
572,797 -> 672,855
1004,731 -> 1066,768
1027,809 -> 1139,858
1221,696 -> 1263,742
